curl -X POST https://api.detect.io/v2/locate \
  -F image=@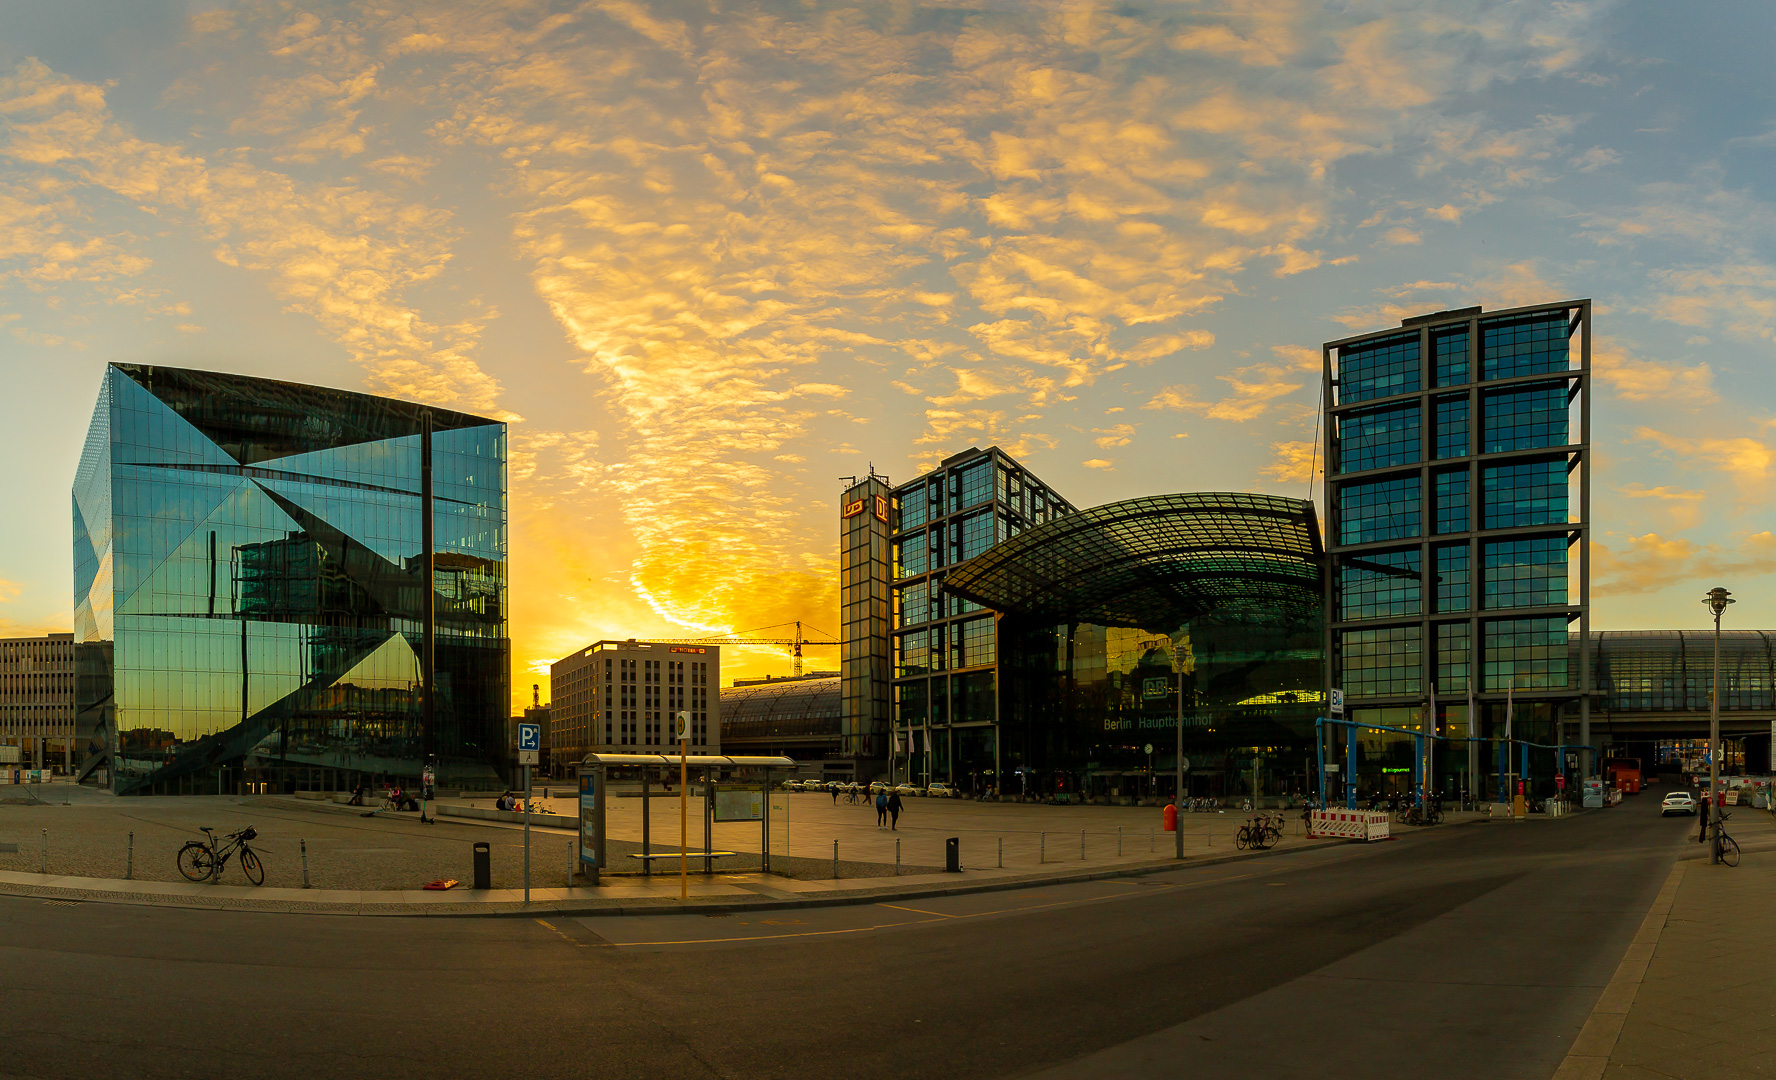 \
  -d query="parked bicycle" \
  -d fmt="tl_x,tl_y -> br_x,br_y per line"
1714,812 -> 1742,867
1235,815 -> 1278,851
176,825 -> 265,885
